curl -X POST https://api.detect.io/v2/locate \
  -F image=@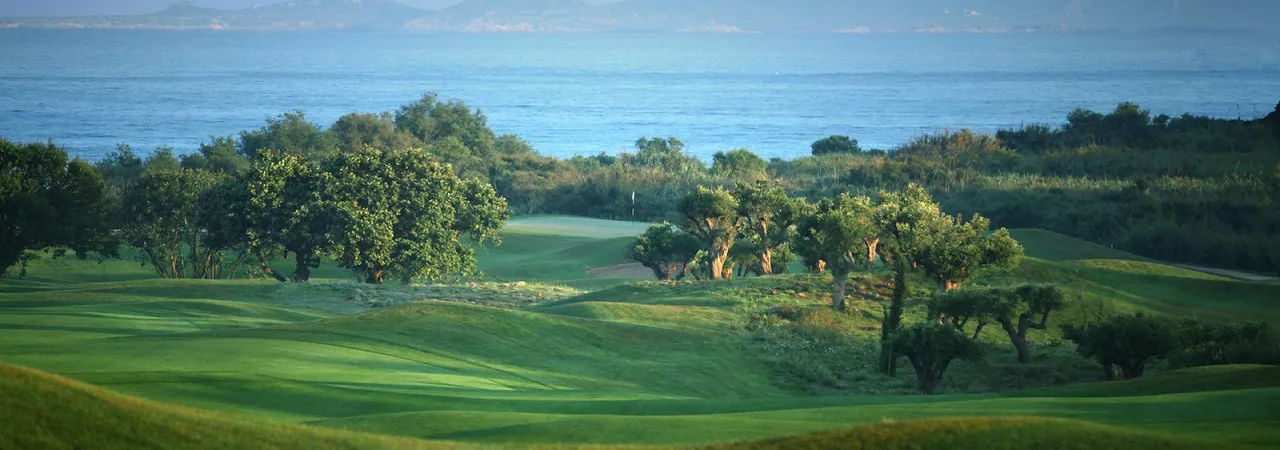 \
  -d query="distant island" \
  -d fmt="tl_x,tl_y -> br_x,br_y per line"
2,0 -> 1276,33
